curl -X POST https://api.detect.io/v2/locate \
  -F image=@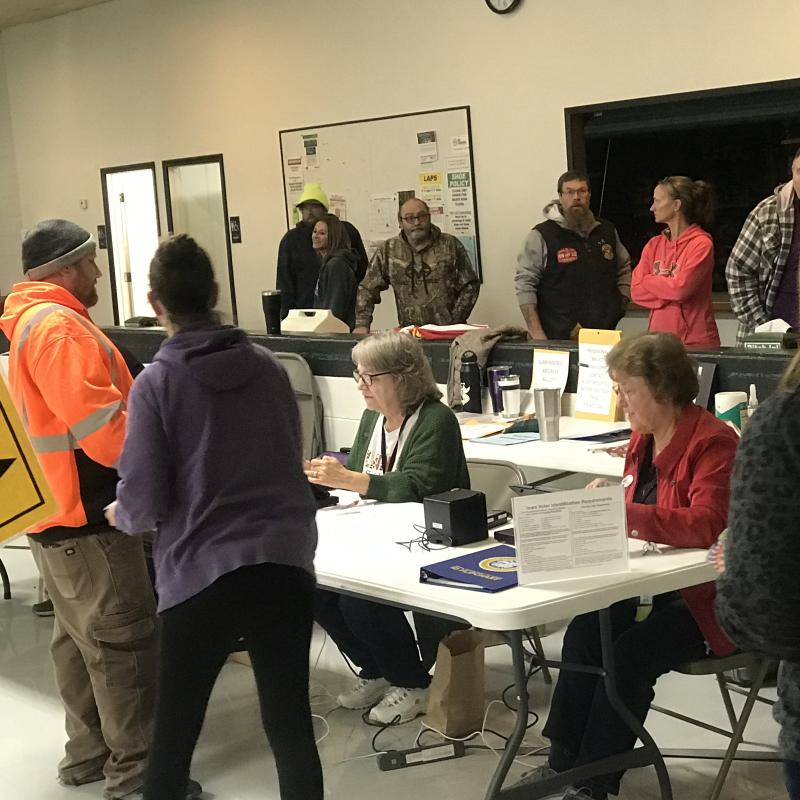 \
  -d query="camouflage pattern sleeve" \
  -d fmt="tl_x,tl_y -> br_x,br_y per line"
451,239 -> 480,323
355,244 -> 390,328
